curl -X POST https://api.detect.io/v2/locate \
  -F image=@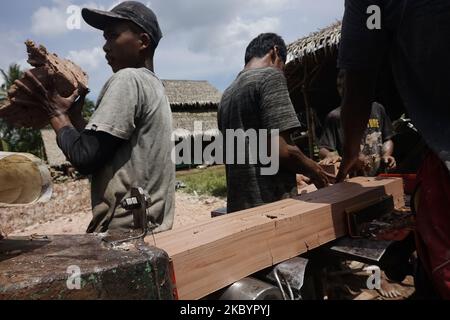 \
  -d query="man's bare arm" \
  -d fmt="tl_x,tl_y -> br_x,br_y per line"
319,147 -> 342,165
336,70 -> 377,182
382,139 -> 397,170
383,140 -> 394,157
279,131 -> 331,188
